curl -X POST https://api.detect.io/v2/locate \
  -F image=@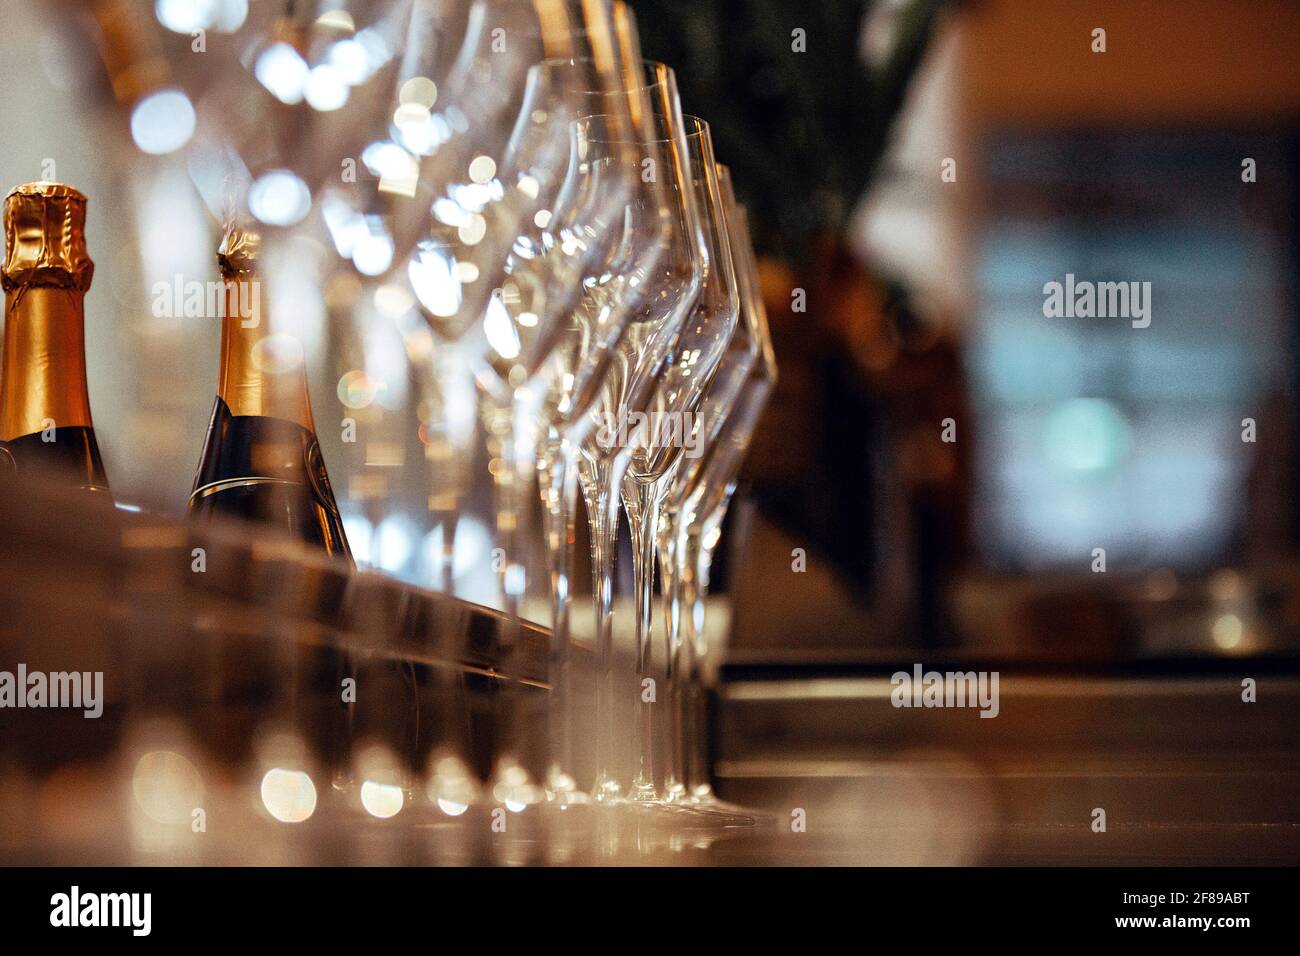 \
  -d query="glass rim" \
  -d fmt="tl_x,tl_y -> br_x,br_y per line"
574,111 -> 708,147
529,56 -> 676,97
